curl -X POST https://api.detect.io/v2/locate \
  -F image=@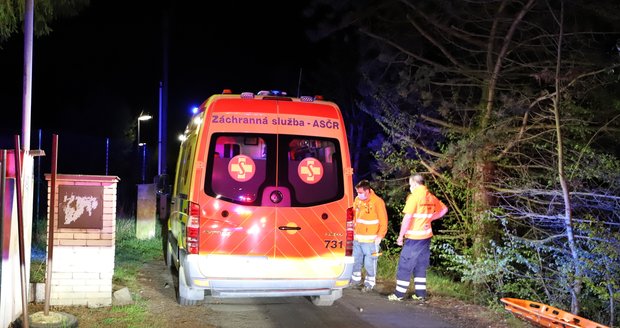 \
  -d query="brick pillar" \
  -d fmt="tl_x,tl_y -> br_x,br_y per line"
45,174 -> 120,308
